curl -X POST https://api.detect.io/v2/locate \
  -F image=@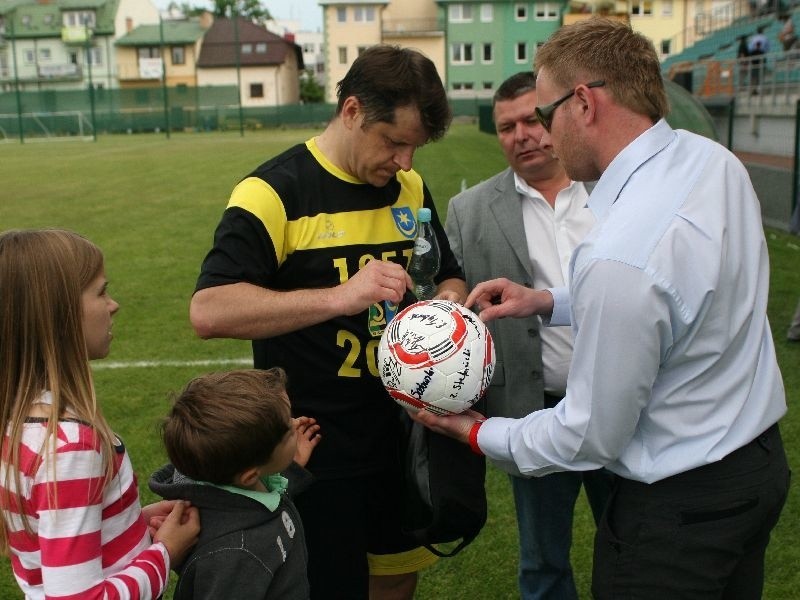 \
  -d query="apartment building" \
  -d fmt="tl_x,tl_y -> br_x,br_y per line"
318,0 -> 708,101
0,0 -> 159,92
115,14 -> 209,88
